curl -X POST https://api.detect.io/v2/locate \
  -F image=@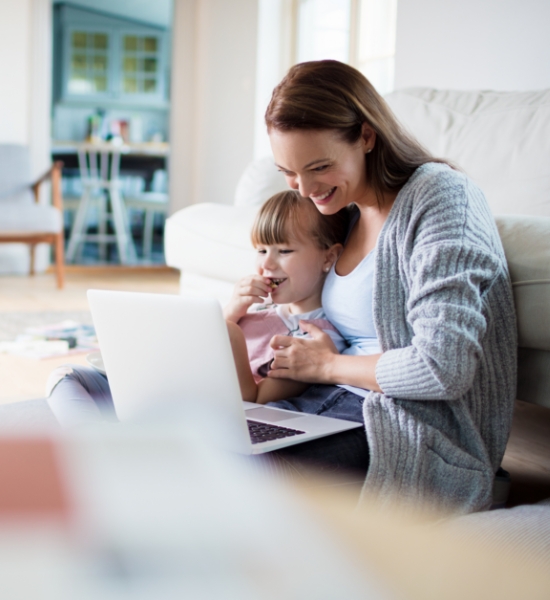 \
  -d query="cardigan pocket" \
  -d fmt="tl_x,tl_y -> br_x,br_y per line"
422,432 -> 493,514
